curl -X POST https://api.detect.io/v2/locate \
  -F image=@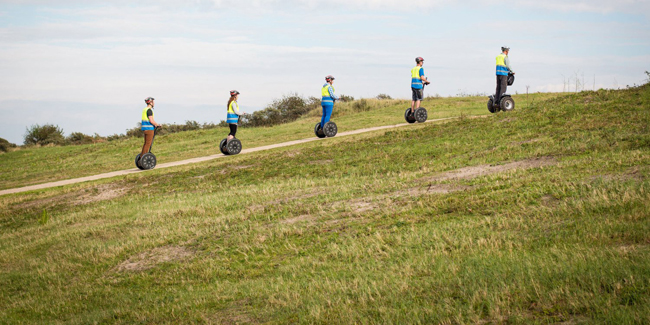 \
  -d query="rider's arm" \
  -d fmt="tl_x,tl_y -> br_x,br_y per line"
148,115 -> 160,128
419,68 -> 429,83
147,109 -> 160,128
328,86 -> 338,101
505,56 -> 514,74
